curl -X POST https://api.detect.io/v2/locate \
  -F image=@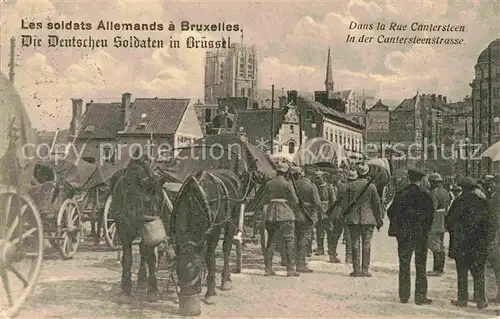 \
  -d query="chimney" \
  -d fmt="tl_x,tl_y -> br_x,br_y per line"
122,92 -> 132,128
70,98 -> 83,135
287,90 -> 298,105
443,96 -> 447,104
